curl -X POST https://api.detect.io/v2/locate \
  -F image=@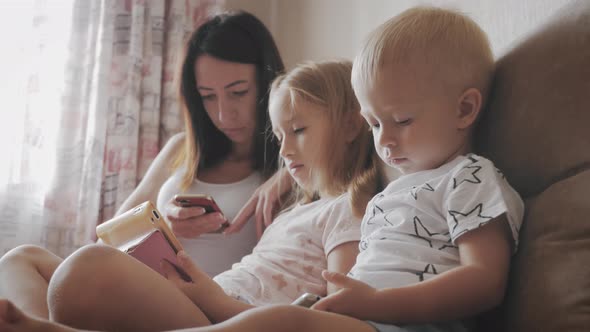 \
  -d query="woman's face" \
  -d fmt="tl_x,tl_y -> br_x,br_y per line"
194,55 -> 258,146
